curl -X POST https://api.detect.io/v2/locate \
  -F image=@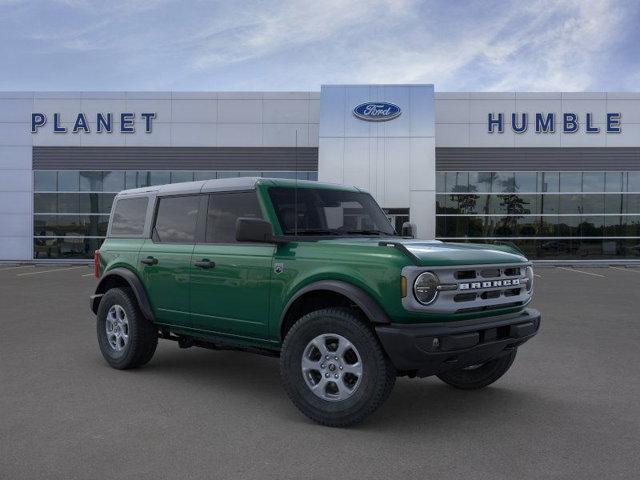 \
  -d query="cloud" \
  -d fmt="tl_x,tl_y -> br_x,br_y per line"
284,0 -> 631,91
480,0 -> 626,91
0,0 -> 637,91
189,0 -> 414,70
